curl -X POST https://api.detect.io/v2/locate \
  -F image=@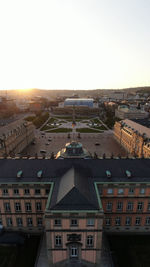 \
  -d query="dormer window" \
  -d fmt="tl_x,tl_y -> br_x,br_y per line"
126,170 -> 131,178
106,170 -> 111,178
17,170 -> 23,178
37,170 -> 43,178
